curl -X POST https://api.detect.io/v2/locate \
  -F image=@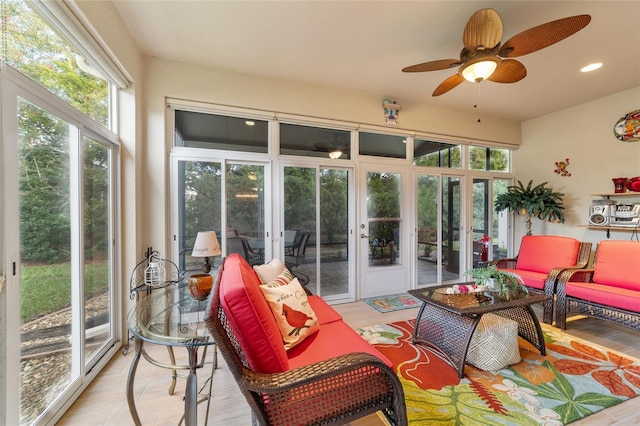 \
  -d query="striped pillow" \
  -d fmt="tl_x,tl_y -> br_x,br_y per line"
263,267 -> 294,287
